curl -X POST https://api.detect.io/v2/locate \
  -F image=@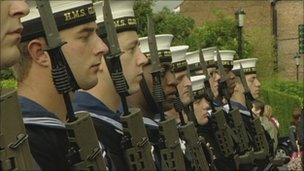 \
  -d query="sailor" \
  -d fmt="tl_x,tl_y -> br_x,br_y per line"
127,34 -> 183,169
128,34 -> 177,121
213,50 -> 237,107
73,1 -> 155,170
185,49 -> 236,170
231,58 -> 277,170
13,1 -> 108,169
165,45 -> 190,123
